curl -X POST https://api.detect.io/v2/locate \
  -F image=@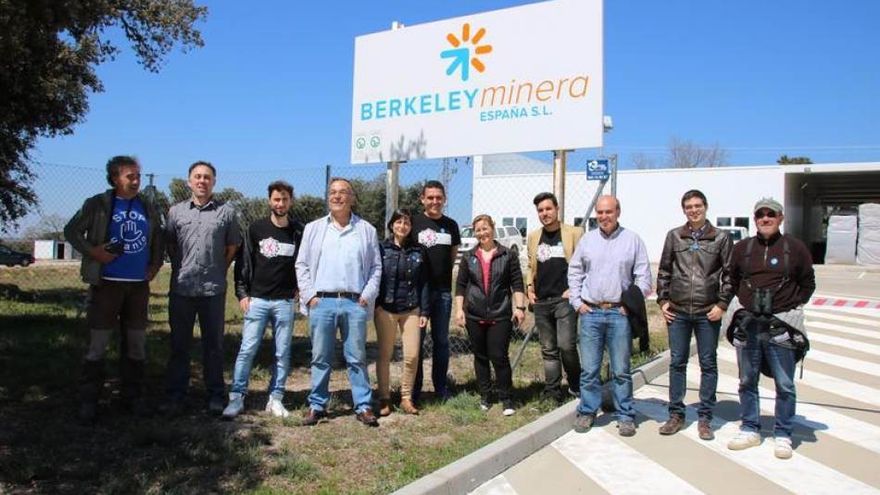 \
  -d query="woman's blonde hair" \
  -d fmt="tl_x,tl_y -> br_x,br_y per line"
471,214 -> 495,229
